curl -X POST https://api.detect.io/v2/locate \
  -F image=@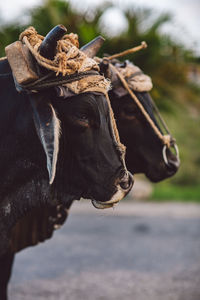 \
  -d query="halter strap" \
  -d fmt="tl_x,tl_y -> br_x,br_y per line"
14,70 -> 100,92
109,62 -> 180,166
109,63 -> 172,145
